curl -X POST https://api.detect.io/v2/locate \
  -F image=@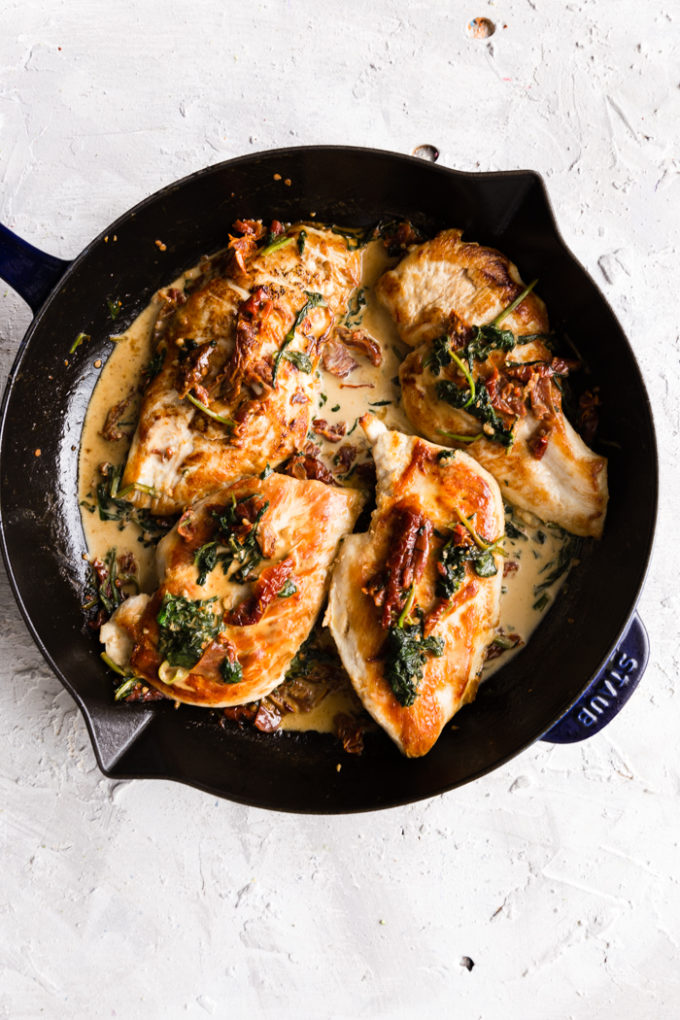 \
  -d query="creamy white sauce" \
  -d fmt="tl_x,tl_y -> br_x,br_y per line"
78,237 -> 575,734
